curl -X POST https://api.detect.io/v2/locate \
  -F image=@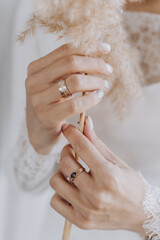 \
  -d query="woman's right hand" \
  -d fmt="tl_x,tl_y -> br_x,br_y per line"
26,42 -> 113,155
